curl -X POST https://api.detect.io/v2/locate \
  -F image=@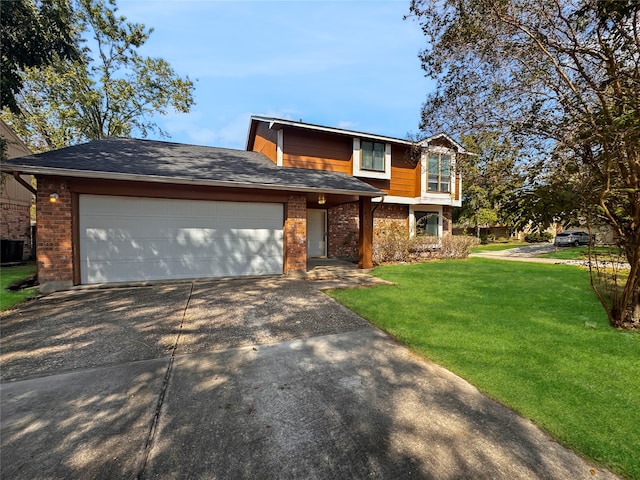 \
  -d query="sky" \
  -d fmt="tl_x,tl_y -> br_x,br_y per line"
114,0 -> 435,150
